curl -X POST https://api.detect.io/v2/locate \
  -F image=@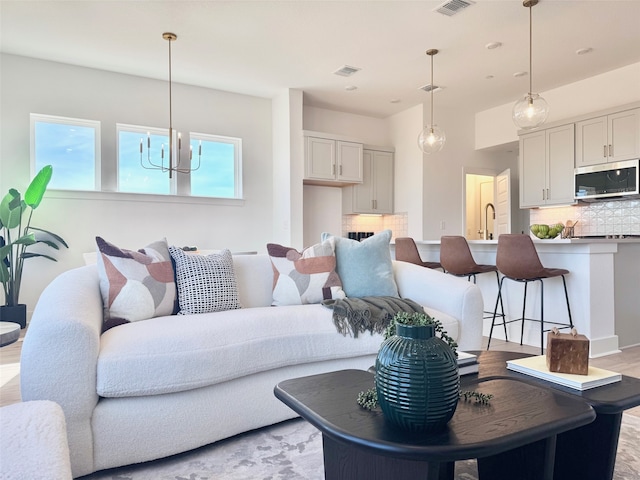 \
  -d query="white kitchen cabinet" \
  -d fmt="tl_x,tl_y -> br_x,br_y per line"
343,149 -> 394,214
520,124 -> 576,208
575,108 -> 640,167
304,136 -> 363,184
